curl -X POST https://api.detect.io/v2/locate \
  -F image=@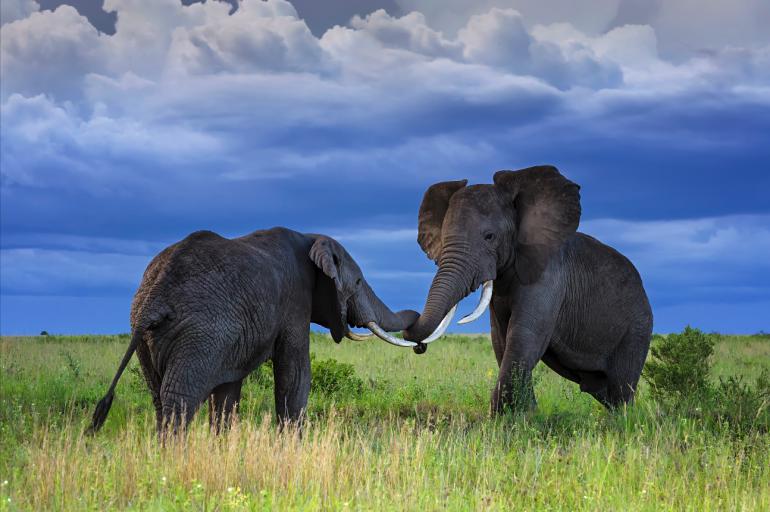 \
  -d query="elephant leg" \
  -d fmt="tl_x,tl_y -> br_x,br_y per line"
597,322 -> 651,410
159,362 -> 209,437
134,339 -> 163,431
491,264 -> 564,416
587,378 -> 633,410
604,381 -> 636,409
491,322 -> 552,415
272,328 -> 311,430
208,379 -> 243,434
159,391 -> 200,438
